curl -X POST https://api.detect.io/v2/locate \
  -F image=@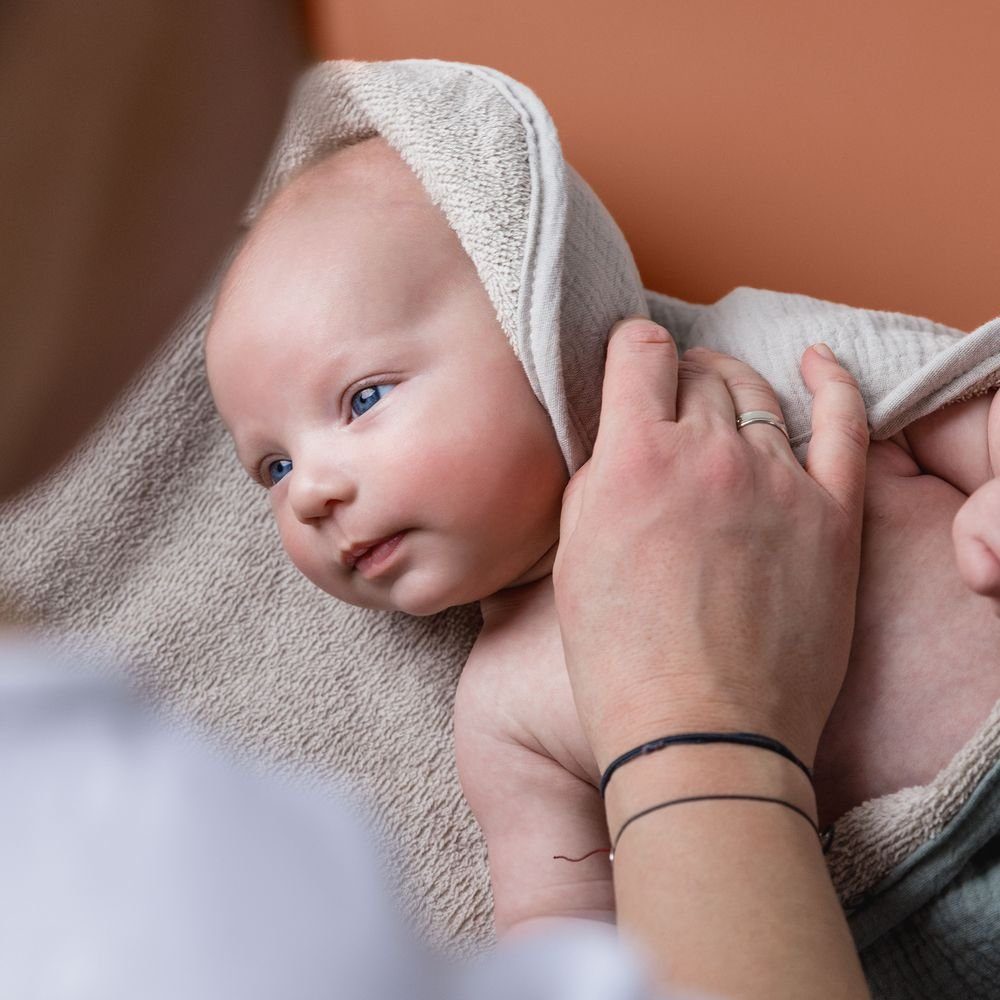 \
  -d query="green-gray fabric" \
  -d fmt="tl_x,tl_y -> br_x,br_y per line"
850,756 -> 1000,998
